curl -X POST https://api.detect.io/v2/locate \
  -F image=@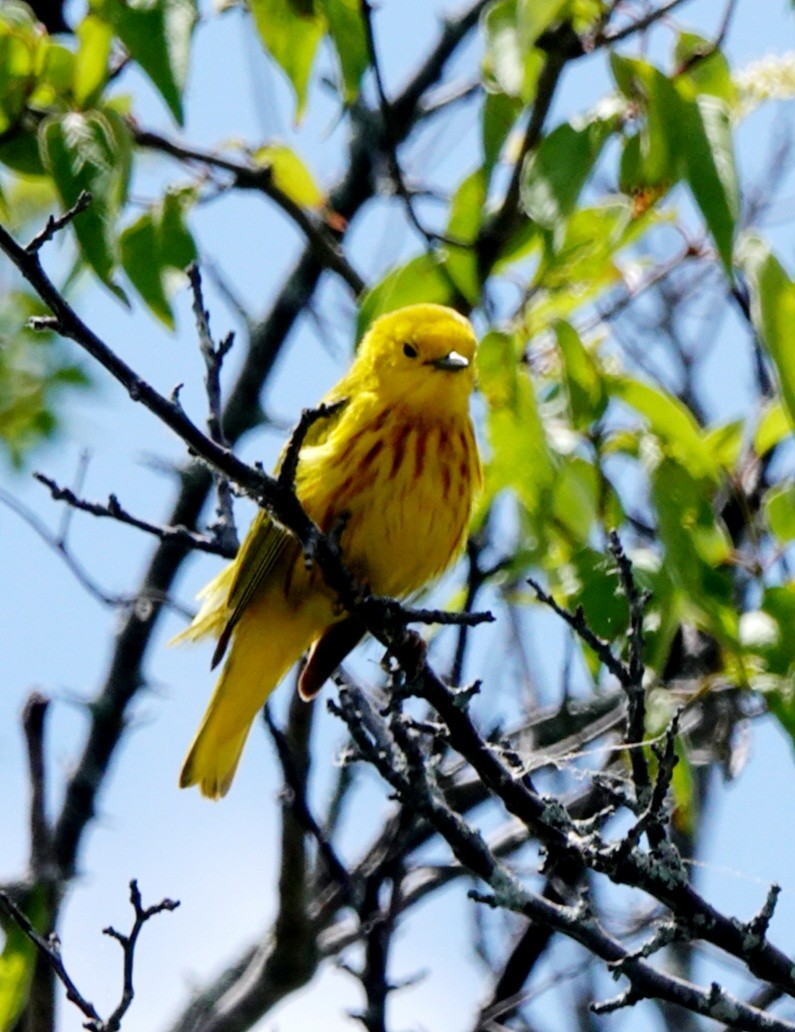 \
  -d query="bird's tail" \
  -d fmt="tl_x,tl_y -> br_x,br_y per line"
179,599 -> 319,799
